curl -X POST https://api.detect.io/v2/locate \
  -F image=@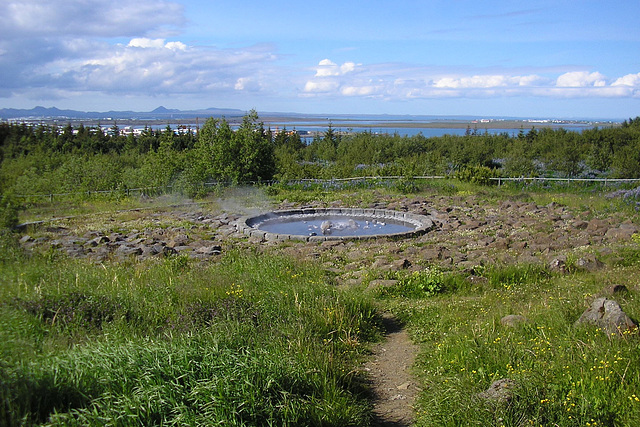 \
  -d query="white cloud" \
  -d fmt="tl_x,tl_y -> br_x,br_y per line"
556,71 -> 607,87
304,80 -> 340,93
314,59 -> 358,77
0,0 -> 280,101
235,77 -> 263,91
433,75 -> 508,88
302,59 -> 640,102
127,38 -> 188,51
341,85 -> 379,96
68,40 -> 278,94
612,73 -> 640,87
128,38 -> 166,49
0,0 -> 192,98
165,41 -> 187,51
